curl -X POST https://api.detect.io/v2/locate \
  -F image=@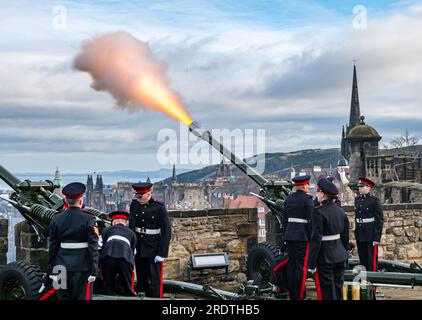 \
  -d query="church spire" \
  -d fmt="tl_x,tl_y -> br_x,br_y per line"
87,175 -> 93,192
348,64 -> 361,129
172,164 -> 177,184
